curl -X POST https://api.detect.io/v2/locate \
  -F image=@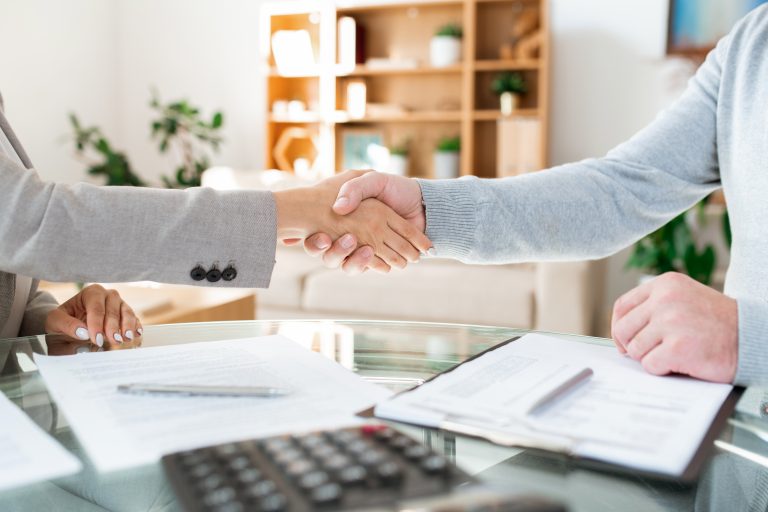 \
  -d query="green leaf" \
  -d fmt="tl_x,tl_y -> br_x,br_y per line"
723,210 -> 732,248
212,112 -> 223,128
